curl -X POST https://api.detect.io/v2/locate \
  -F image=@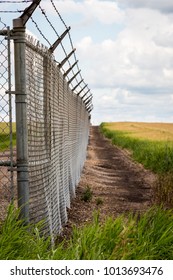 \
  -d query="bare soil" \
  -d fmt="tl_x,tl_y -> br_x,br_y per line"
62,126 -> 156,238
